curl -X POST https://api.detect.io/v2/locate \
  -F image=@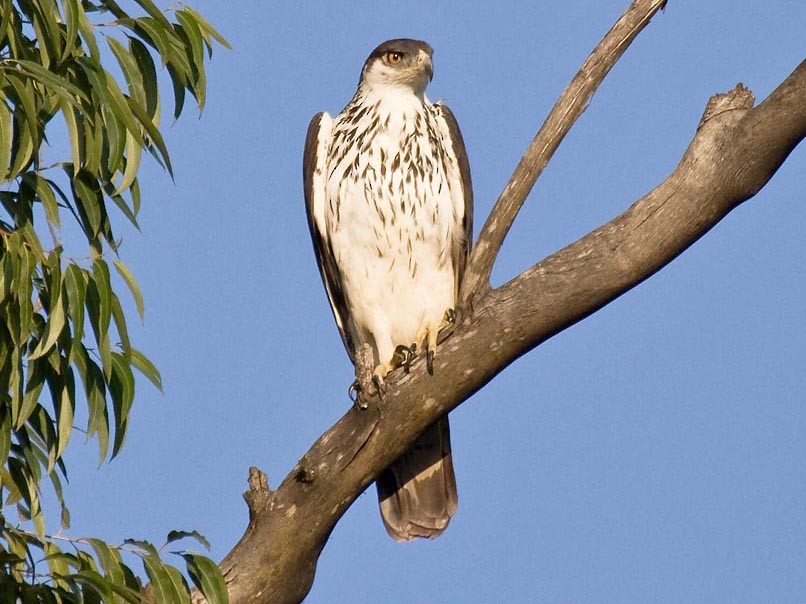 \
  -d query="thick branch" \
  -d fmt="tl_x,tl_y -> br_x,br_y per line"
214,59 -> 805,604
460,0 -> 668,306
